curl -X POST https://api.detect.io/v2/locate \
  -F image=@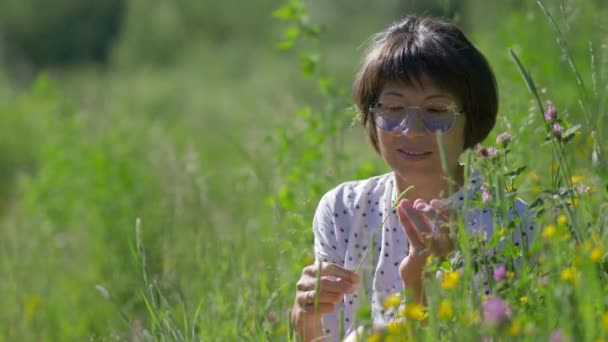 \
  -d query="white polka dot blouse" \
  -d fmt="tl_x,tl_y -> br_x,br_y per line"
312,171 -> 535,341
